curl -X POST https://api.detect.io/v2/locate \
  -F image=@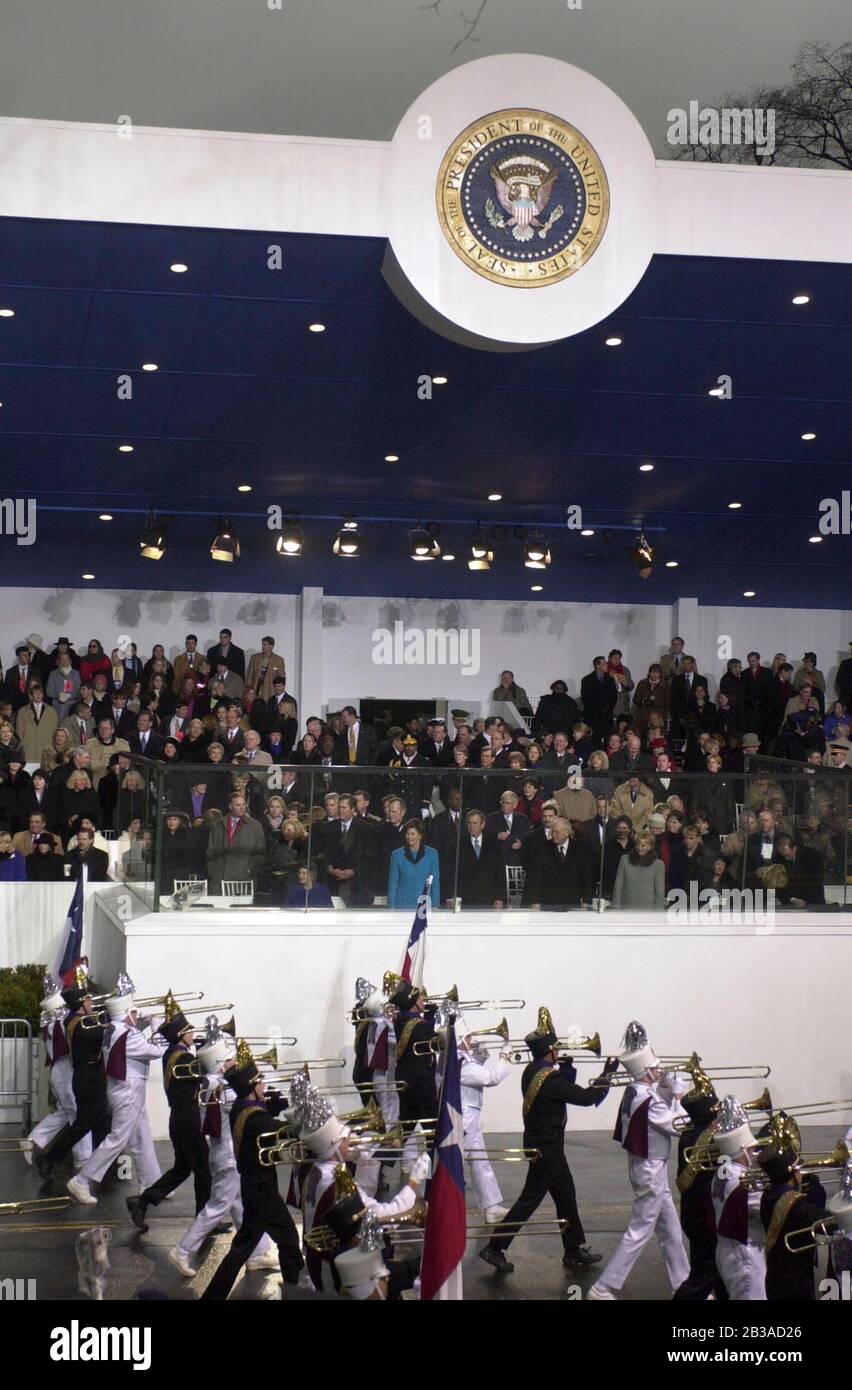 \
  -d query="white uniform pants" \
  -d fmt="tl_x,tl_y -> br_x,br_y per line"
599,1156 -> 690,1292
29,1059 -> 91,1167
715,1237 -> 767,1300
463,1110 -> 502,1210
79,1077 -> 161,1190
177,1146 -> 271,1261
